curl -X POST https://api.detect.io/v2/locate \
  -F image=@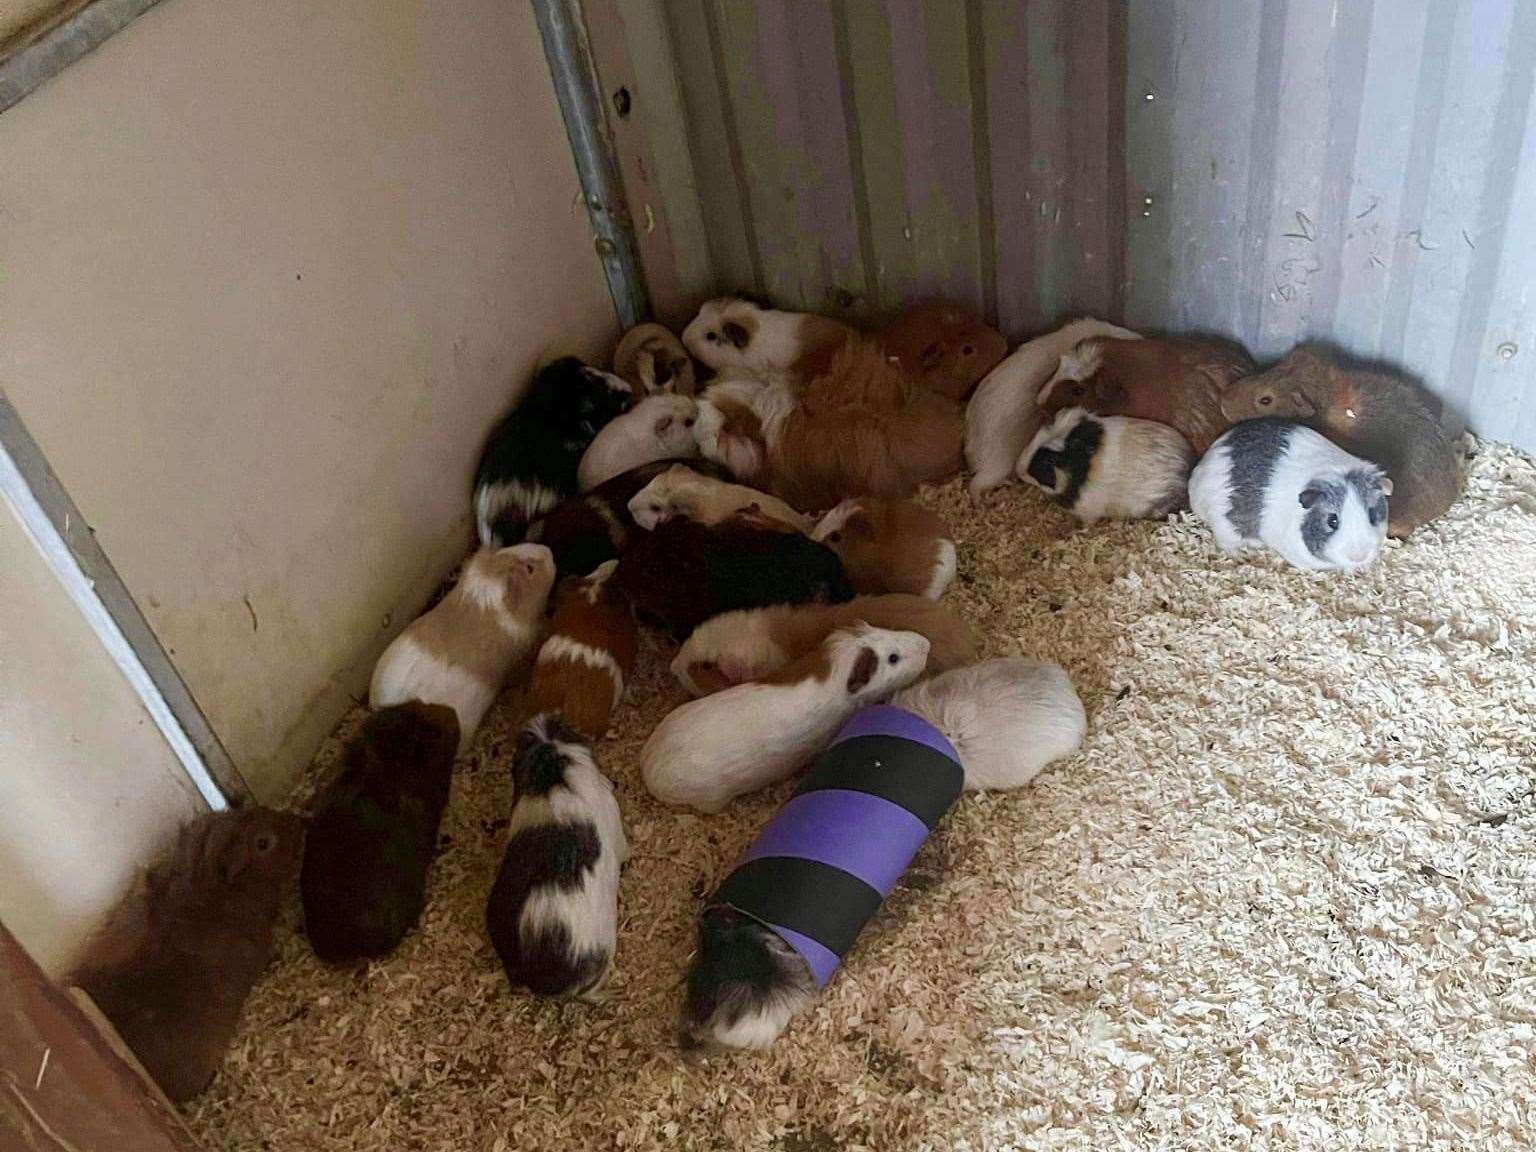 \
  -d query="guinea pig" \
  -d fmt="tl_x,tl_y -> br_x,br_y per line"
680,904 -> 817,1051
682,295 -> 856,383
614,511 -> 854,638
1218,345 -> 1458,538
71,807 -> 305,1102
627,462 -> 813,532
370,543 -> 556,751
577,394 -> 699,491
641,624 -> 929,812
877,302 -> 1008,401
484,714 -> 627,998
892,658 -> 1086,790
1034,334 -> 1254,456
612,322 -> 698,396
672,594 -> 977,696
1188,417 -> 1392,572
1017,407 -> 1194,522
811,497 -> 956,598
526,457 -> 735,578
527,560 -> 638,739
300,701 -> 460,963
474,357 -> 634,547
